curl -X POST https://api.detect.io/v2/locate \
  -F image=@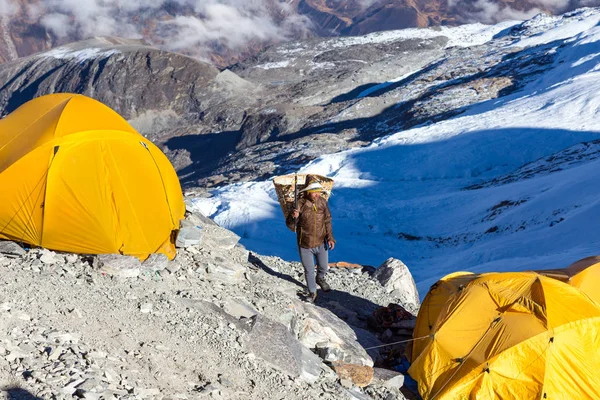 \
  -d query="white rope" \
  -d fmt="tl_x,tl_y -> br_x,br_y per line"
364,334 -> 431,350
